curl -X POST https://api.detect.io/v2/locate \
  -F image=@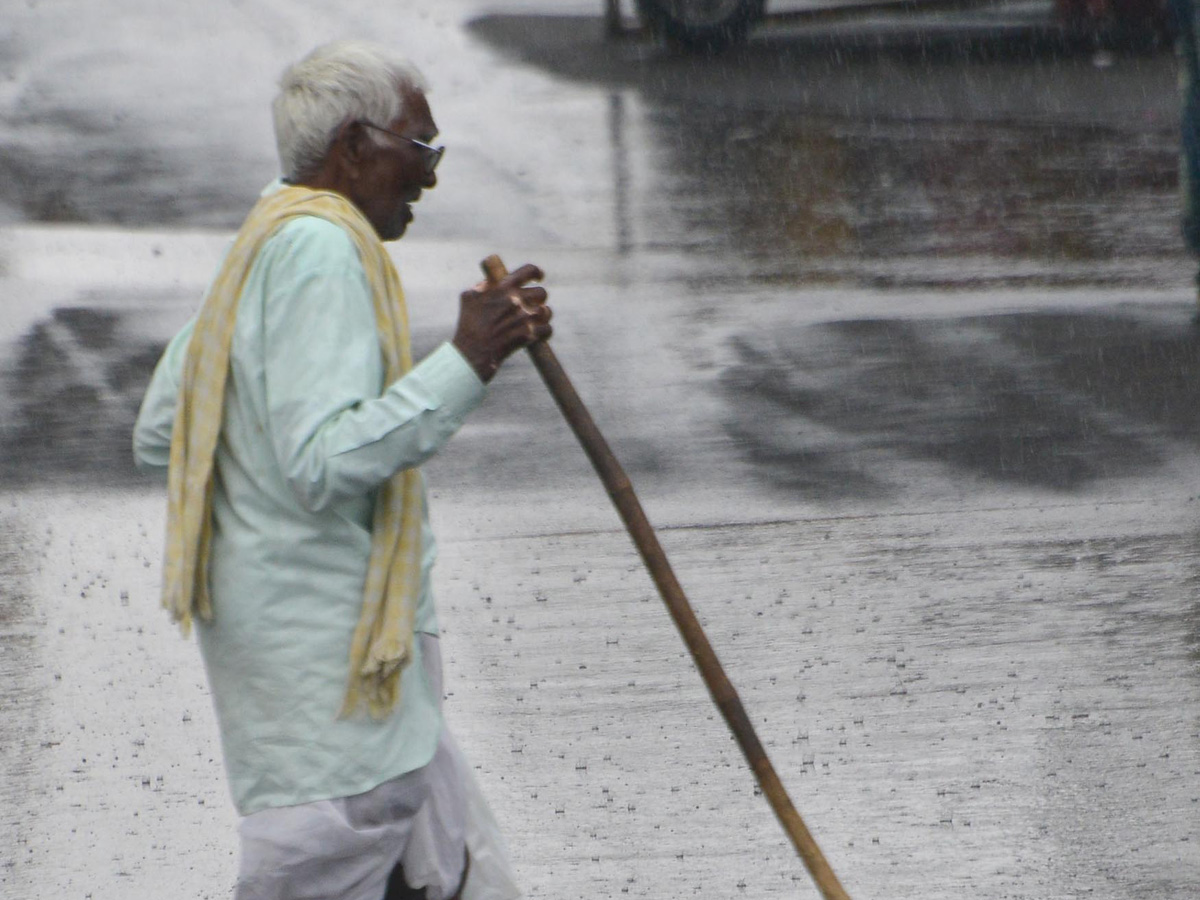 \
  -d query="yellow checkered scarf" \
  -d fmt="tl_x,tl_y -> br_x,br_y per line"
163,184 -> 422,718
